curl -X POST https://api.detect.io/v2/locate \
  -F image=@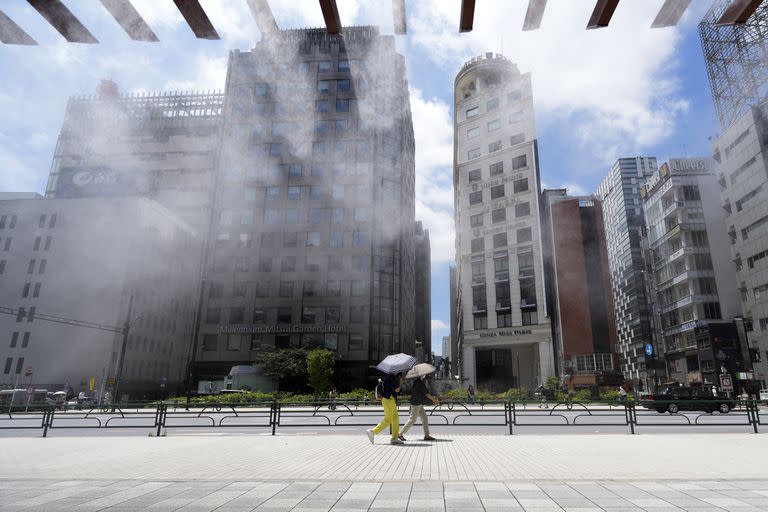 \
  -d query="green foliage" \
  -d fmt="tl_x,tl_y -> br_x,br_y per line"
600,389 -> 621,402
545,375 -> 560,390
255,348 -> 308,390
338,388 -> 373,401
555,389 -> 592,402
306,349 -> 335,395
441,388 -> 468,400
501,388 -> 530,402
